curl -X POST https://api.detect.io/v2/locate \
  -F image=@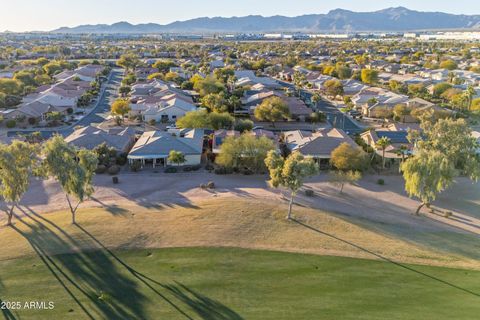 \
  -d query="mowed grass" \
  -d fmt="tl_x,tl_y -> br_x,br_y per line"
1,247 -> 480,320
